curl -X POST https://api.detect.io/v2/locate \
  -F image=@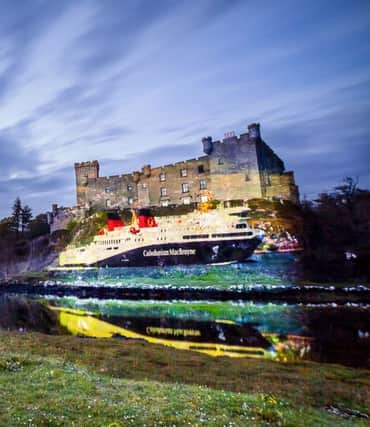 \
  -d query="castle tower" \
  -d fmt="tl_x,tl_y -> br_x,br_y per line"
202,136 -> 213,155
74,161 -> 99,206
248,123 -> 261,141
